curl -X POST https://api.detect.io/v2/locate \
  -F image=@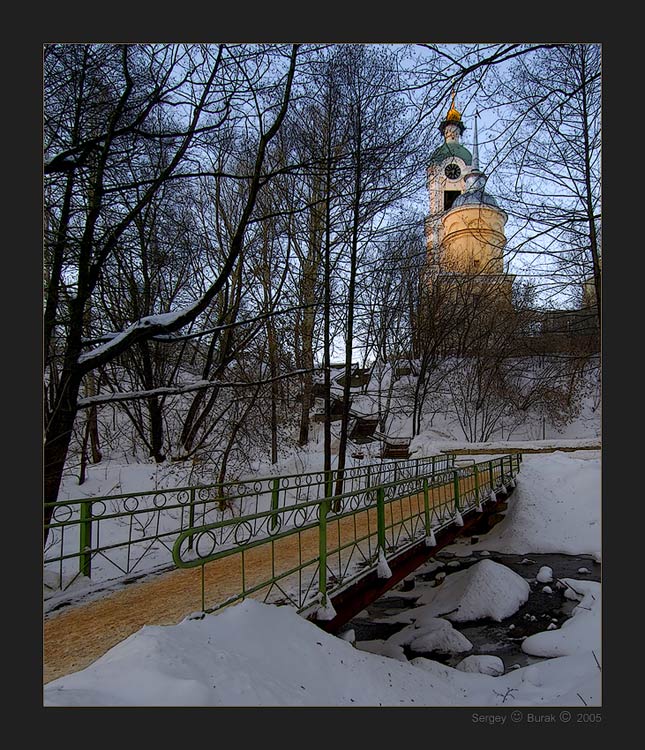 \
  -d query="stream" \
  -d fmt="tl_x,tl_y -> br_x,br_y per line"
346,547 -> 600,671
